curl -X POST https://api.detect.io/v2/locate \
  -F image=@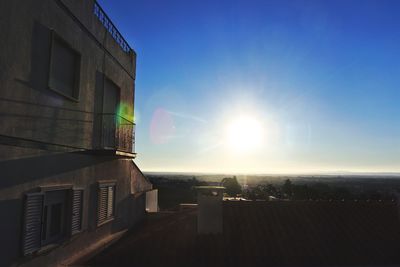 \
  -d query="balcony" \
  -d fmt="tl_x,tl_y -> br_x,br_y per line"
96,113 -> 135,156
